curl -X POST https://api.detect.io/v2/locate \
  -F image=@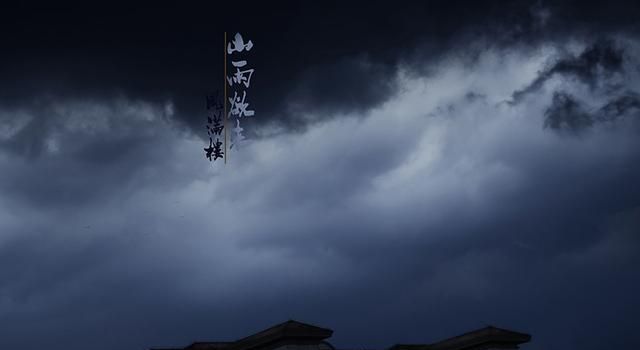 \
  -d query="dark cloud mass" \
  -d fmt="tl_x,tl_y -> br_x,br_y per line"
1,2 -> 640,350
544,92 -> 594,130
511,39 -> 625,104
598,91 -> 640,121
